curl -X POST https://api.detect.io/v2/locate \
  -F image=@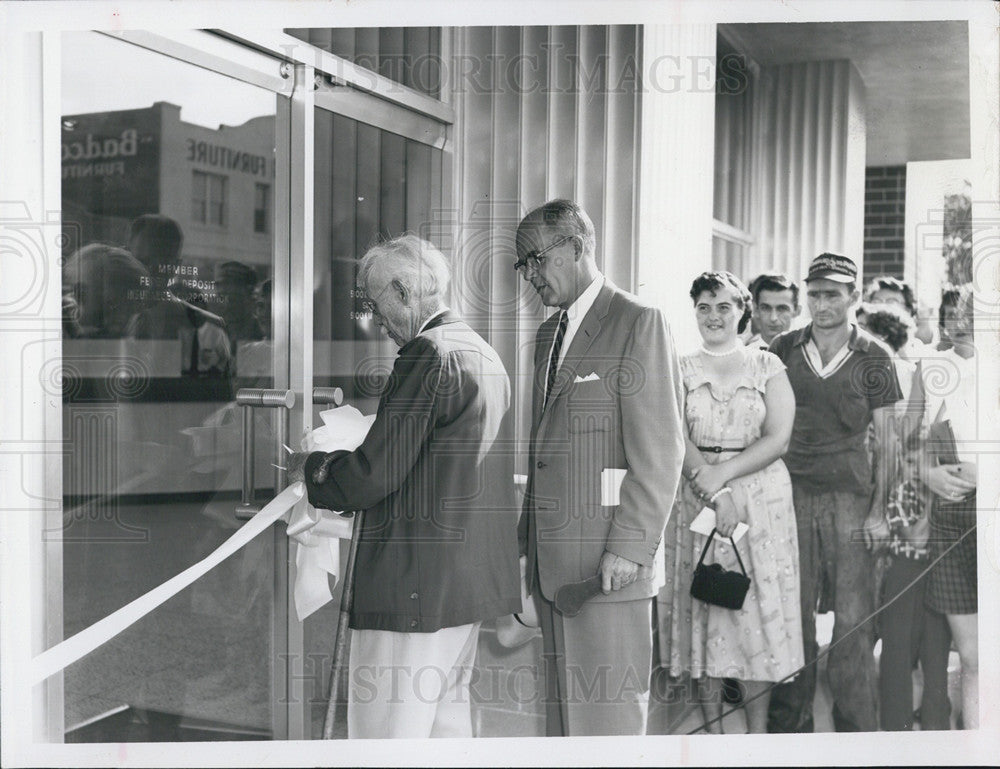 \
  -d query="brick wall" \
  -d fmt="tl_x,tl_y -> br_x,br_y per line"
863,165 -> 906,281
